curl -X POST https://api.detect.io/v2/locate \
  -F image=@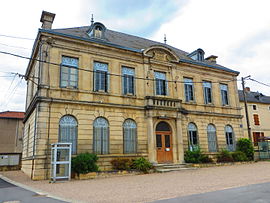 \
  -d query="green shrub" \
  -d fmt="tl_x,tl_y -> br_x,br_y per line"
184,149 -> 213,163
132,157 -> 153,173
71,152 -> 99,175
217,149 -> 234,162
231,151 -> 248,162
236,138 -> 254,160
111,158 -> 133,170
